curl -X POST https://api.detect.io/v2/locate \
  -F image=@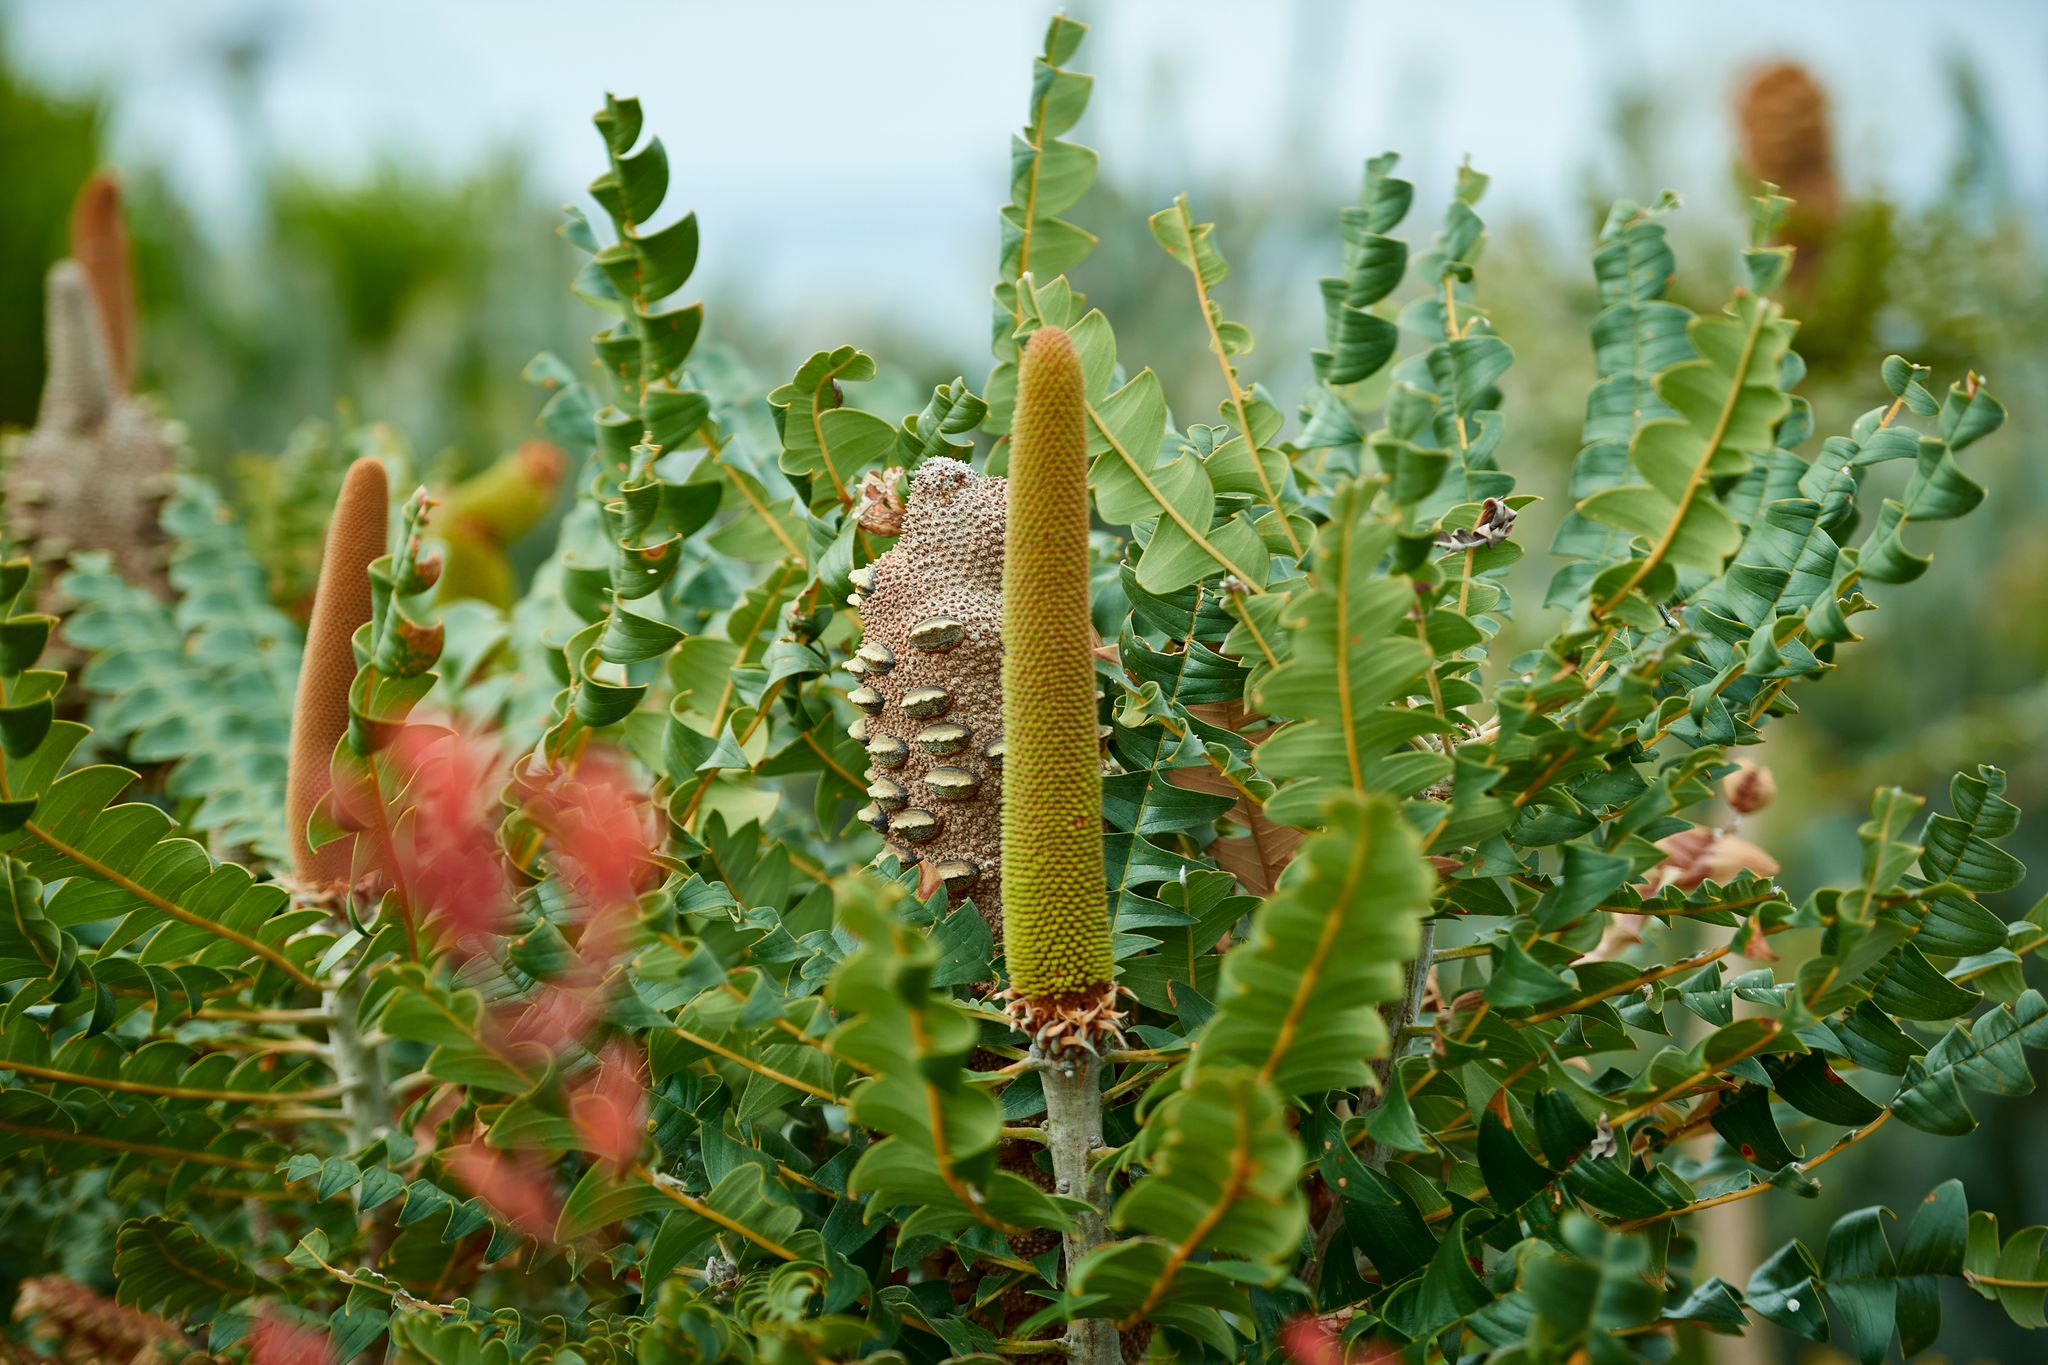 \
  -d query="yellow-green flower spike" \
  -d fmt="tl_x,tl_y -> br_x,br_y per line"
285,457 -> 389,891
999,326 -> 1113,1006
436,439 -> 568,607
